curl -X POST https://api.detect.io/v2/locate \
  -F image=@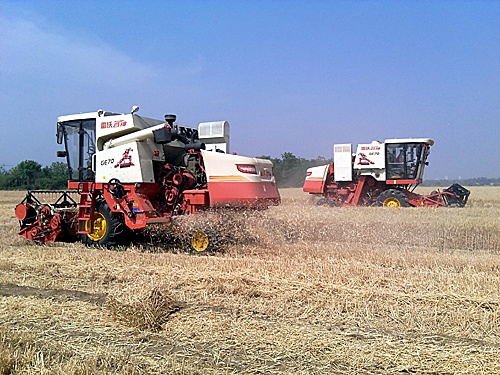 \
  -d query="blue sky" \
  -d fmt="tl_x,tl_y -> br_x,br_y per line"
0,0 -> 498,179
